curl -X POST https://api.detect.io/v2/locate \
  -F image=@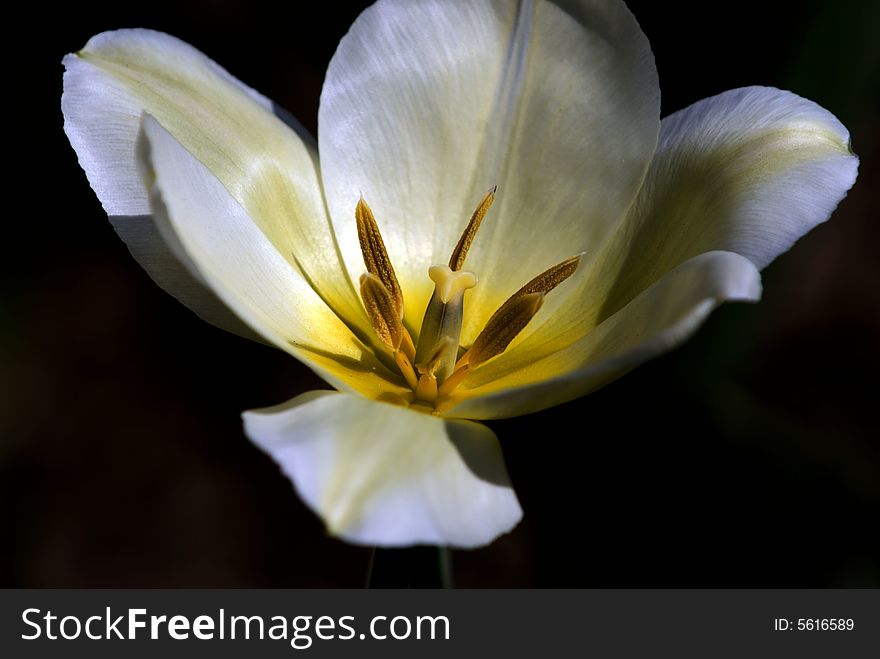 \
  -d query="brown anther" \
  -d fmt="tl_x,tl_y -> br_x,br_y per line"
356,197 -> 404,319
359,273 -> 404,351
465,292 -> 544,368
511,254 -> 581,300
448,187 -> 496,271
455,255 -> 580,371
